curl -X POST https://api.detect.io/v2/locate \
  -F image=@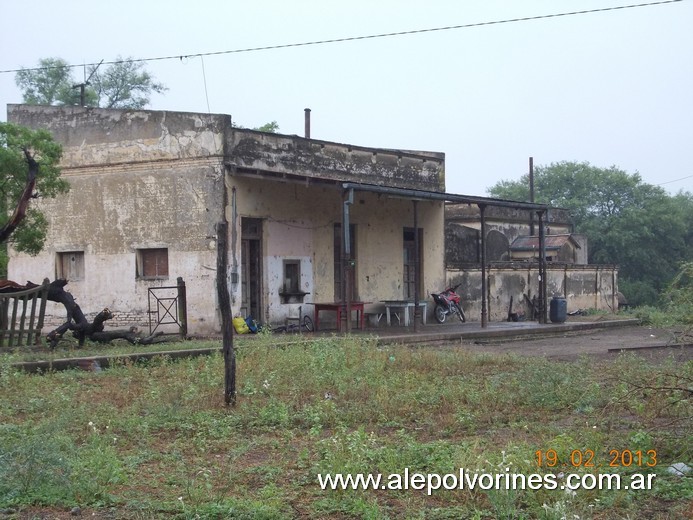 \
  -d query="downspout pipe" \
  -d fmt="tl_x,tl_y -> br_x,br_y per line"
342,188 -> 354,333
